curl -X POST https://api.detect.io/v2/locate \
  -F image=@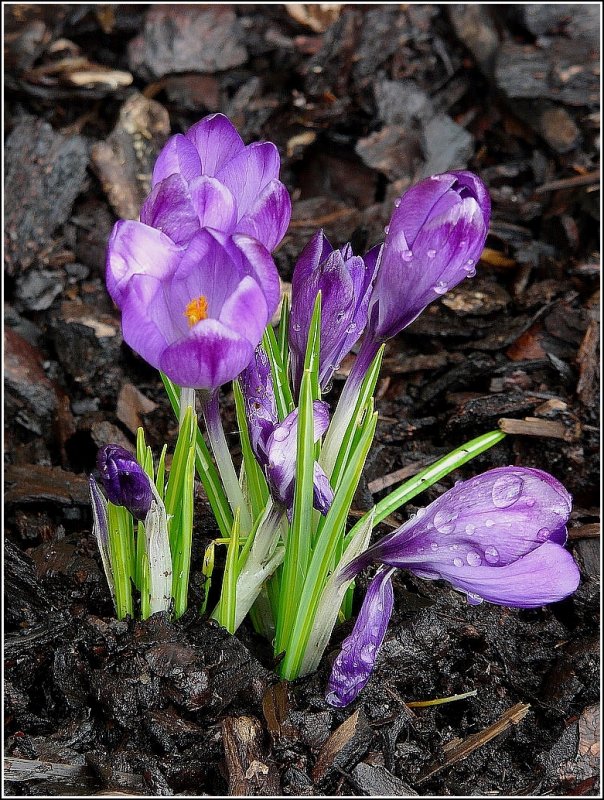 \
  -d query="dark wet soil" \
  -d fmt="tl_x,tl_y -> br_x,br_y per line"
4,4 -> 600,796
